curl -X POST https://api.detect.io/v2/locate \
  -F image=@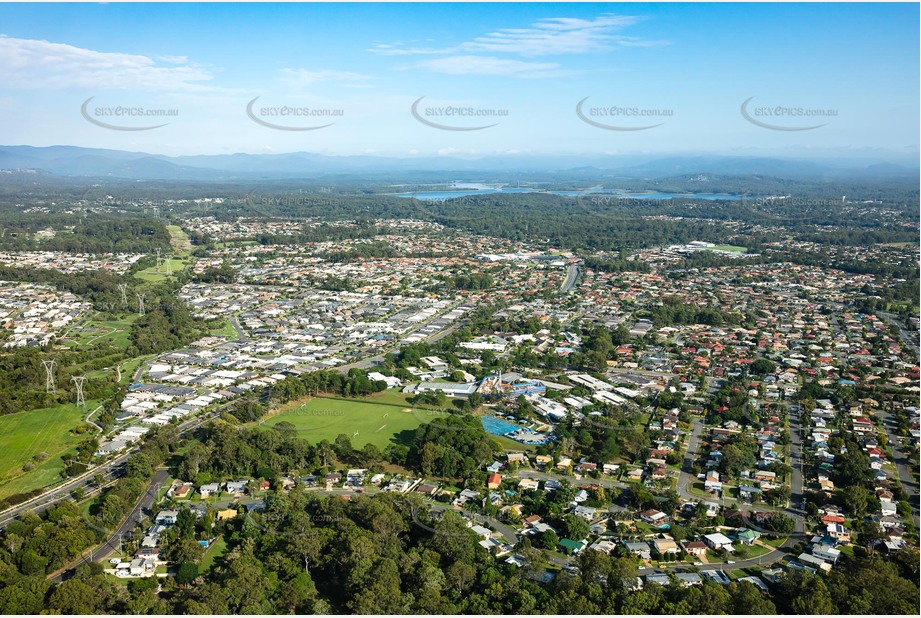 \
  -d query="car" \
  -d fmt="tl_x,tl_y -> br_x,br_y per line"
726,560 -> 736,564
116,570 -> 130,577
109,558 -> 122,565
693,561 -> 703,566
